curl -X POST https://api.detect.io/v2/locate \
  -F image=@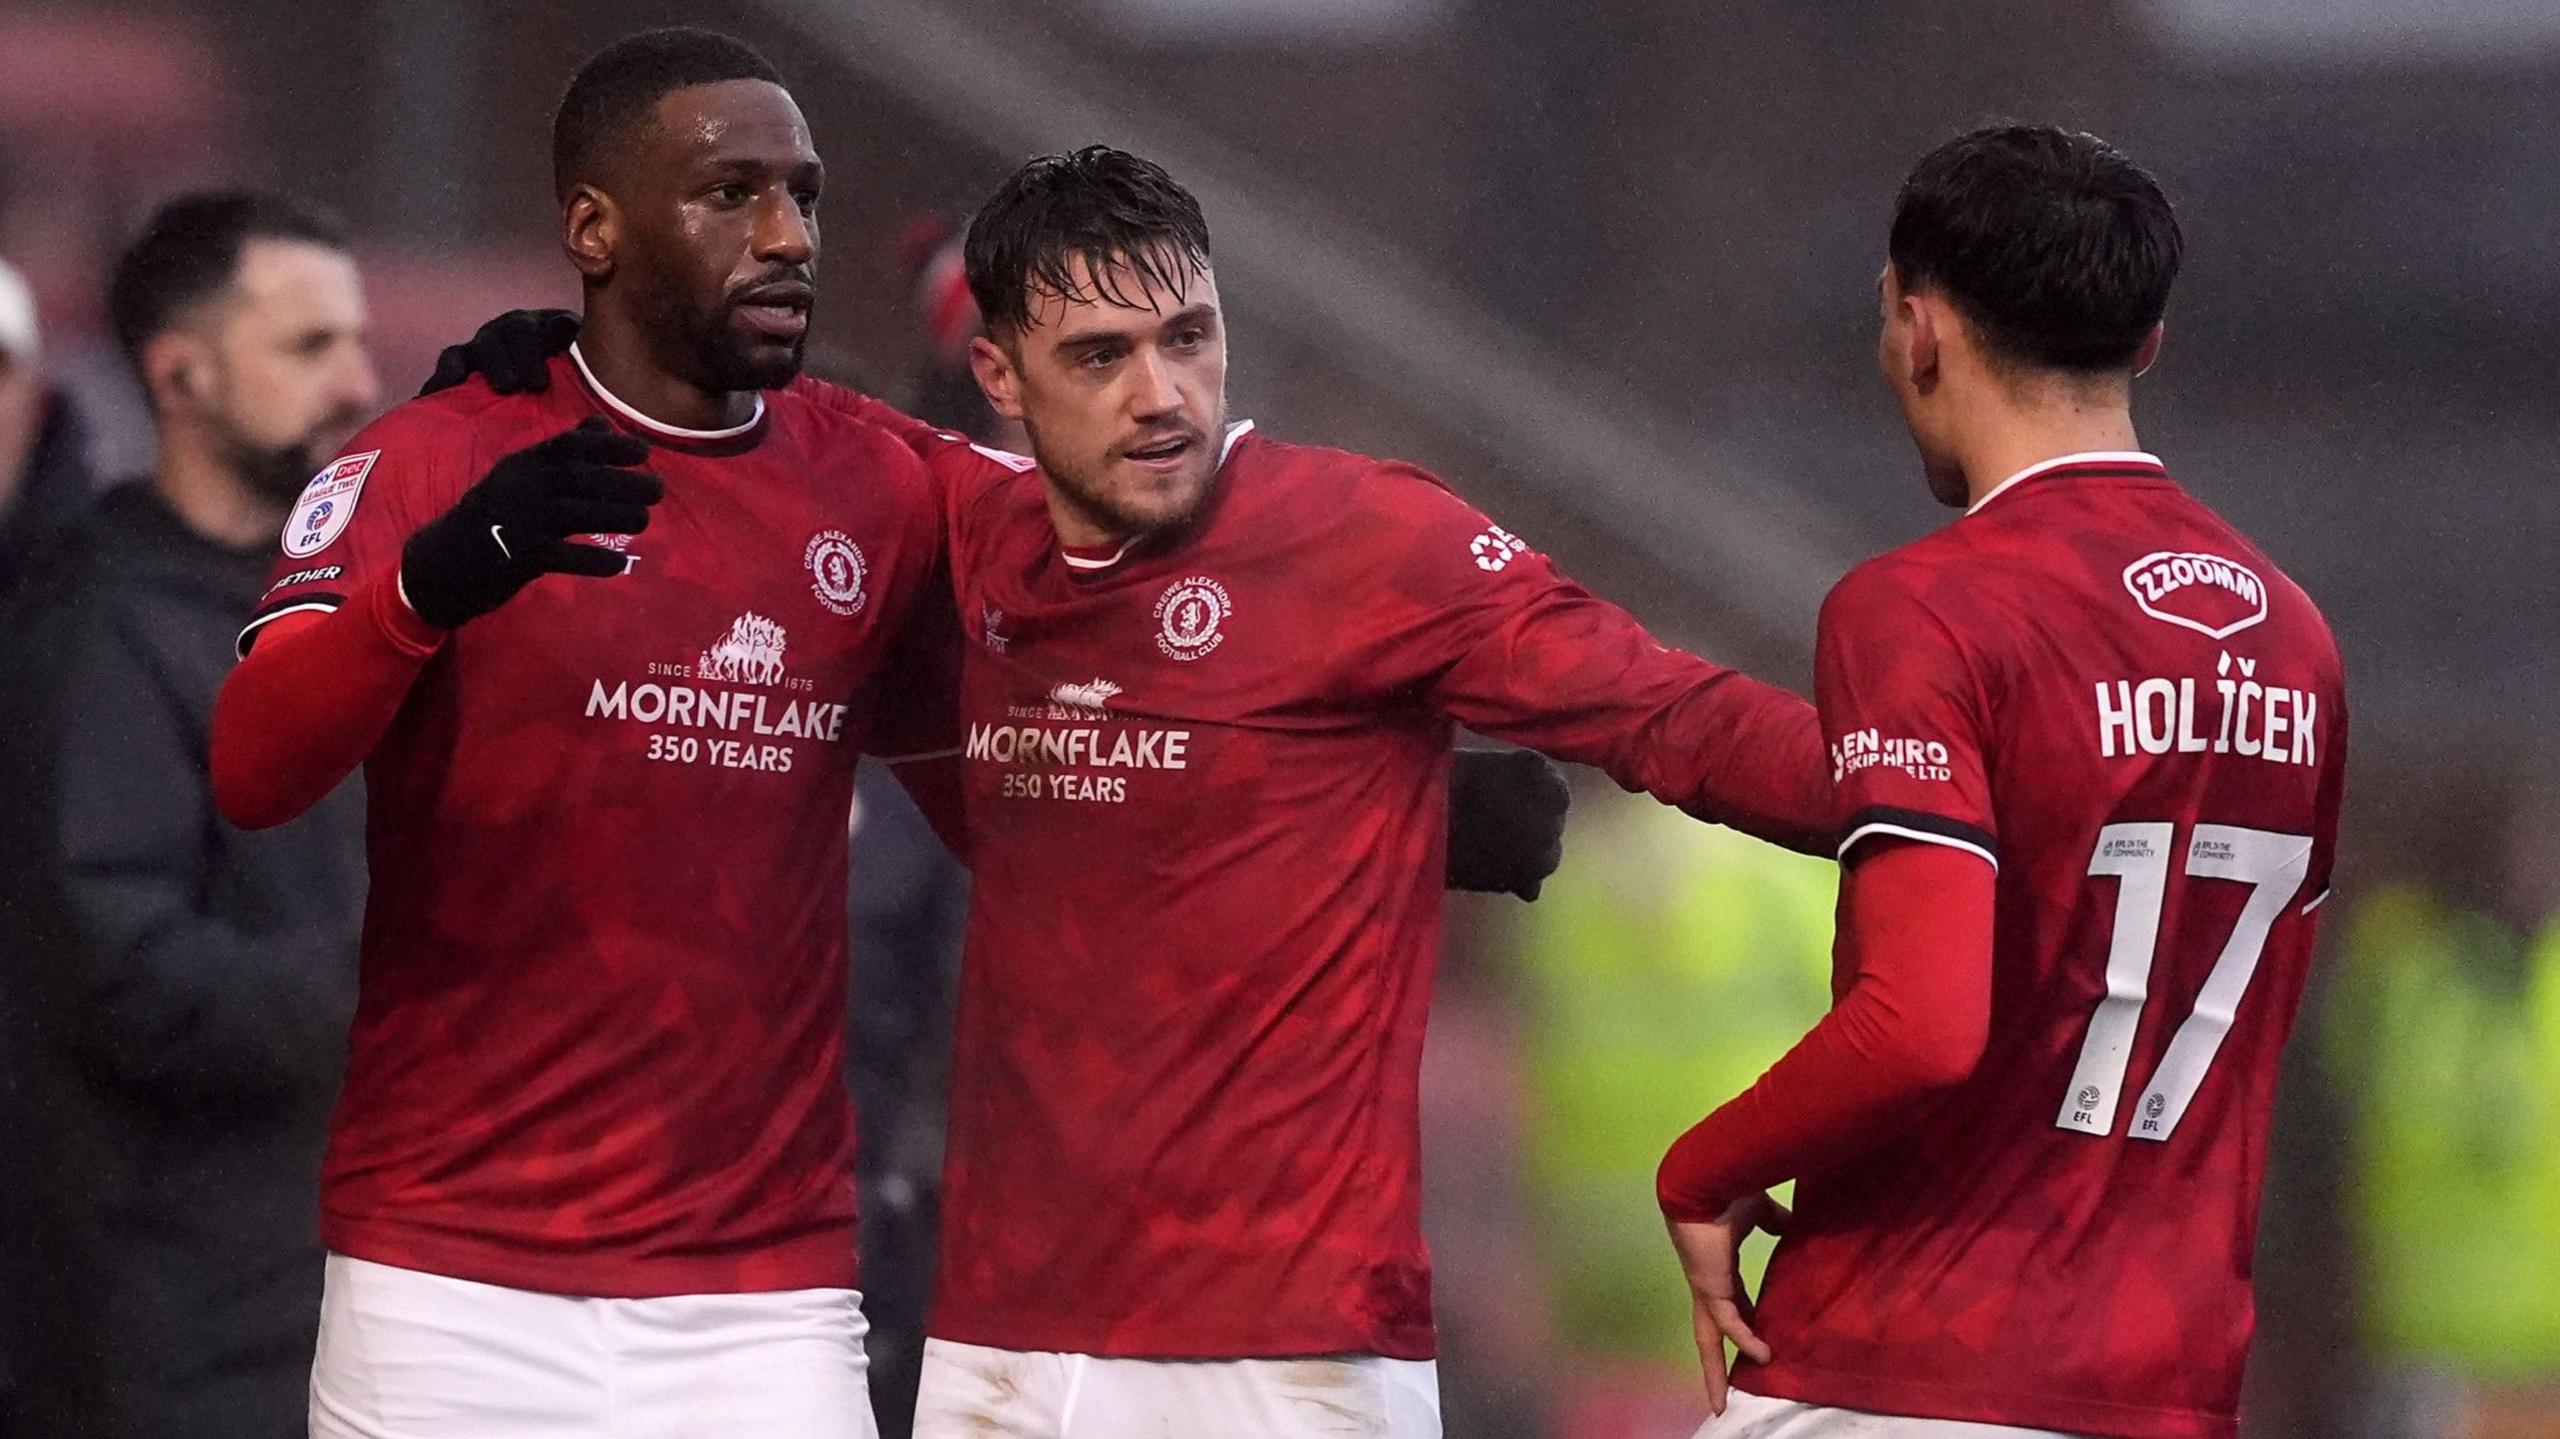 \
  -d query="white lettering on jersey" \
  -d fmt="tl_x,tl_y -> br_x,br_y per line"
2121,550 -> 2267,640
1831,728 -> 1954,784
2094,652 -> 2317,768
